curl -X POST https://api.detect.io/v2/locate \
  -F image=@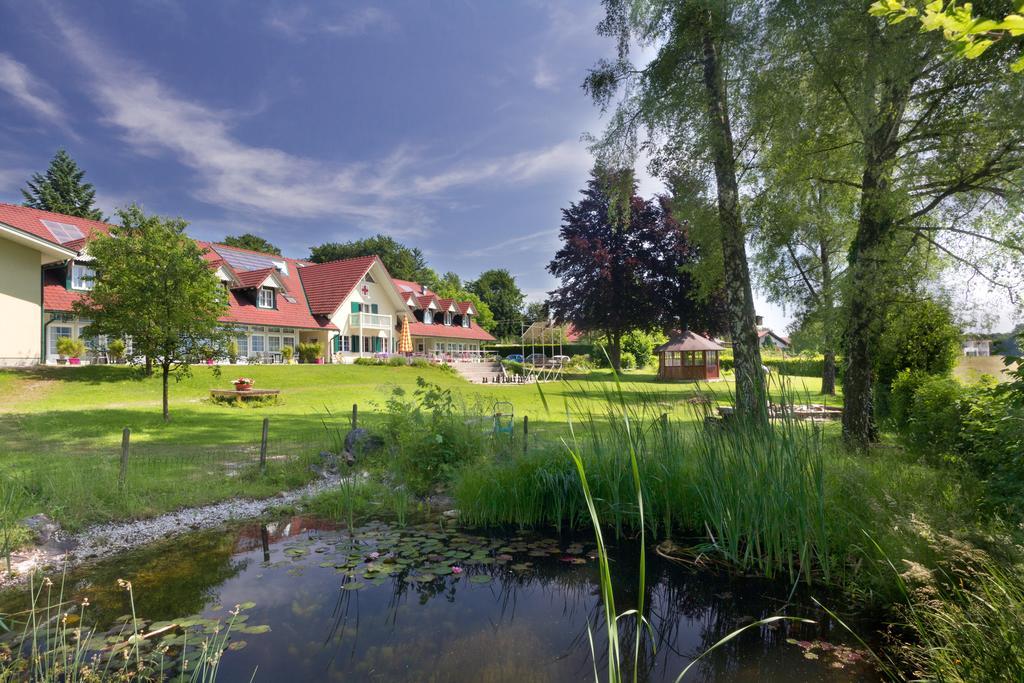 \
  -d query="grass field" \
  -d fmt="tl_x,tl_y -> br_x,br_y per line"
0,363 -> 836,529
